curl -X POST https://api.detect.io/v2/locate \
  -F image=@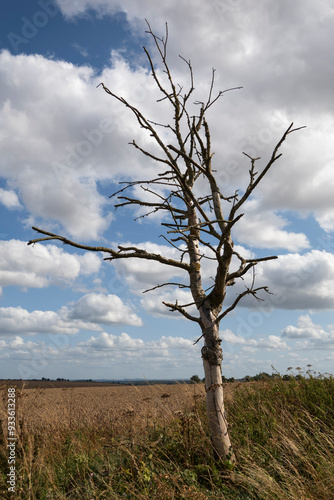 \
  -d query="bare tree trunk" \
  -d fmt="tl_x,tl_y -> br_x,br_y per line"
200,309 -> 235,464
